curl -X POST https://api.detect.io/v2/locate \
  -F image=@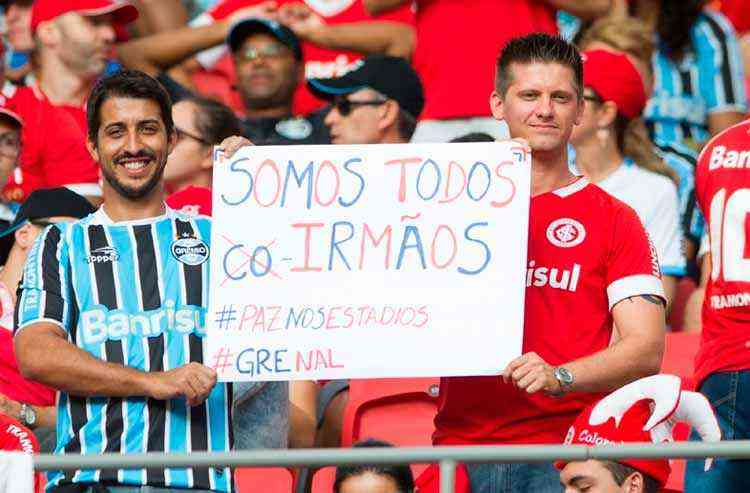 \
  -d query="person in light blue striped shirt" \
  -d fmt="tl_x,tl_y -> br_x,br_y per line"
14,69 -> 232,493
639,2 -> 747,151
